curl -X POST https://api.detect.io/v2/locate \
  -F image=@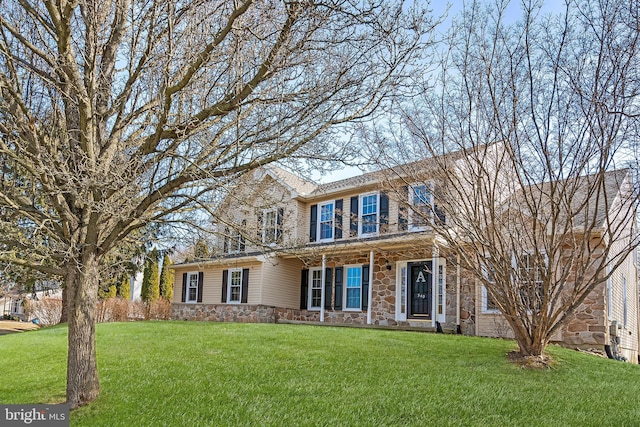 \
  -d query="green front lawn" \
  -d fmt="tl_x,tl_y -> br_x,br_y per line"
1,322 -> 639,426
